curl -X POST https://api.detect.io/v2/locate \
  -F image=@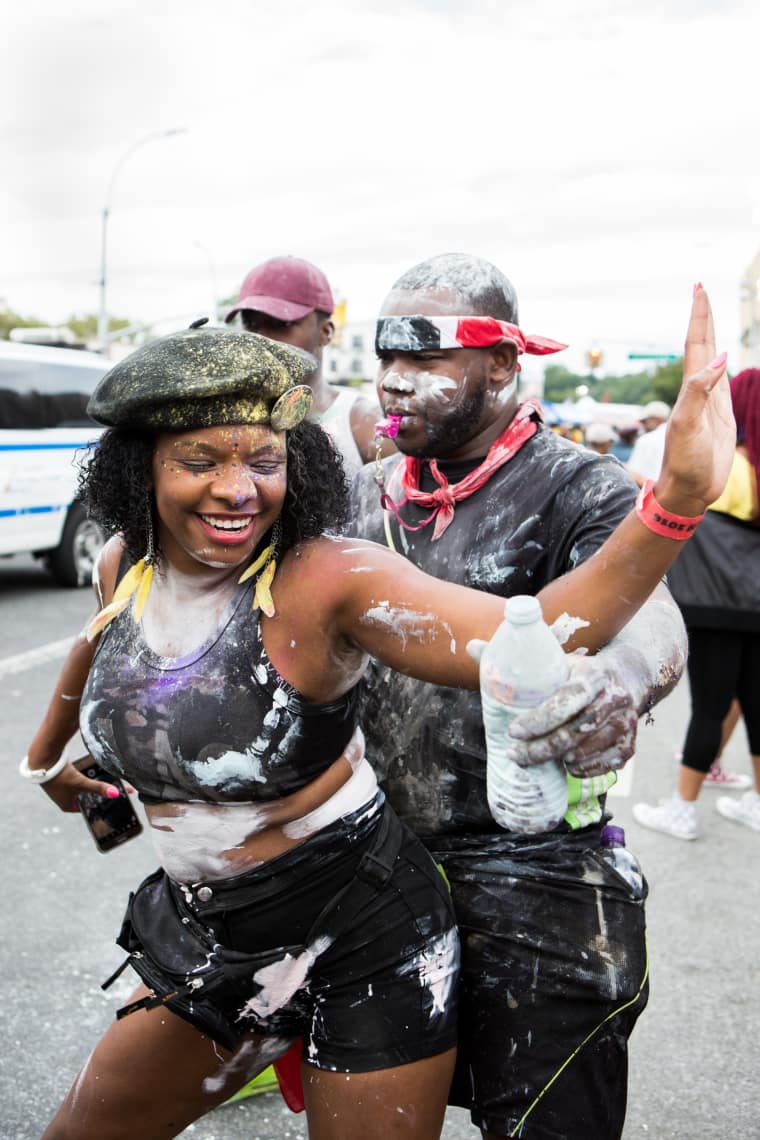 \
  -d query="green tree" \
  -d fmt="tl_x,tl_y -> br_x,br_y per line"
542,360 -> 685,410
0,308 -> 46,340
649,359 -> 684,406
543,365 -> 596,402
66,313 -> 131,341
